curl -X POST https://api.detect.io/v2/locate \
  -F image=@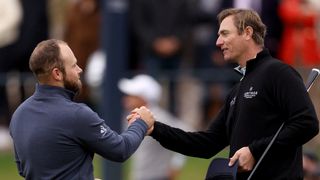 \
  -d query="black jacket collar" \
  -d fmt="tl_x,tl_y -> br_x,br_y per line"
246,49 -> 271,74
